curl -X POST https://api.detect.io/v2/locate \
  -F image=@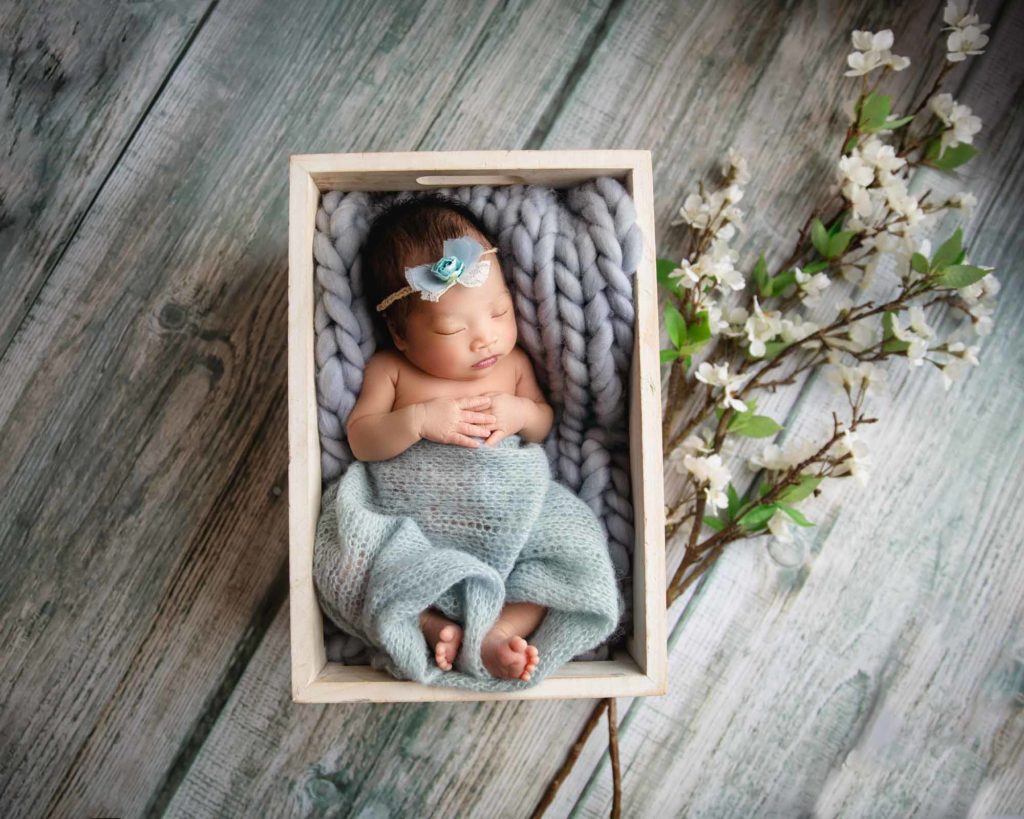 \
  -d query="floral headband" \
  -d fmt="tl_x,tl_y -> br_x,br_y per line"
375,234 -> 498,312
